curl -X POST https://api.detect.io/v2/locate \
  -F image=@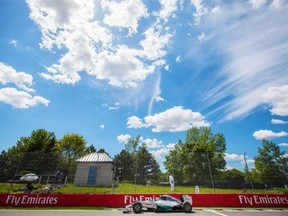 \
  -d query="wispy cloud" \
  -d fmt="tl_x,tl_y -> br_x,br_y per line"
189,1 -> 288,121
148,73 -> 162,115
